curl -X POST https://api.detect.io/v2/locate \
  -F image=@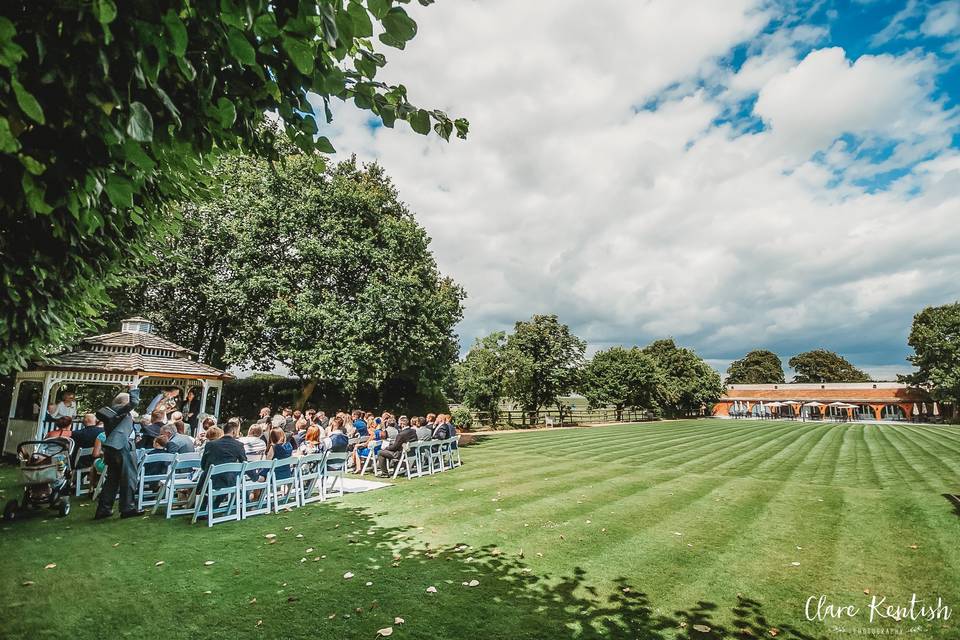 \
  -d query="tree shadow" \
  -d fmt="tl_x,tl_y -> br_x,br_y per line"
943,493 -> 960,518
0,495 -> 832,640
